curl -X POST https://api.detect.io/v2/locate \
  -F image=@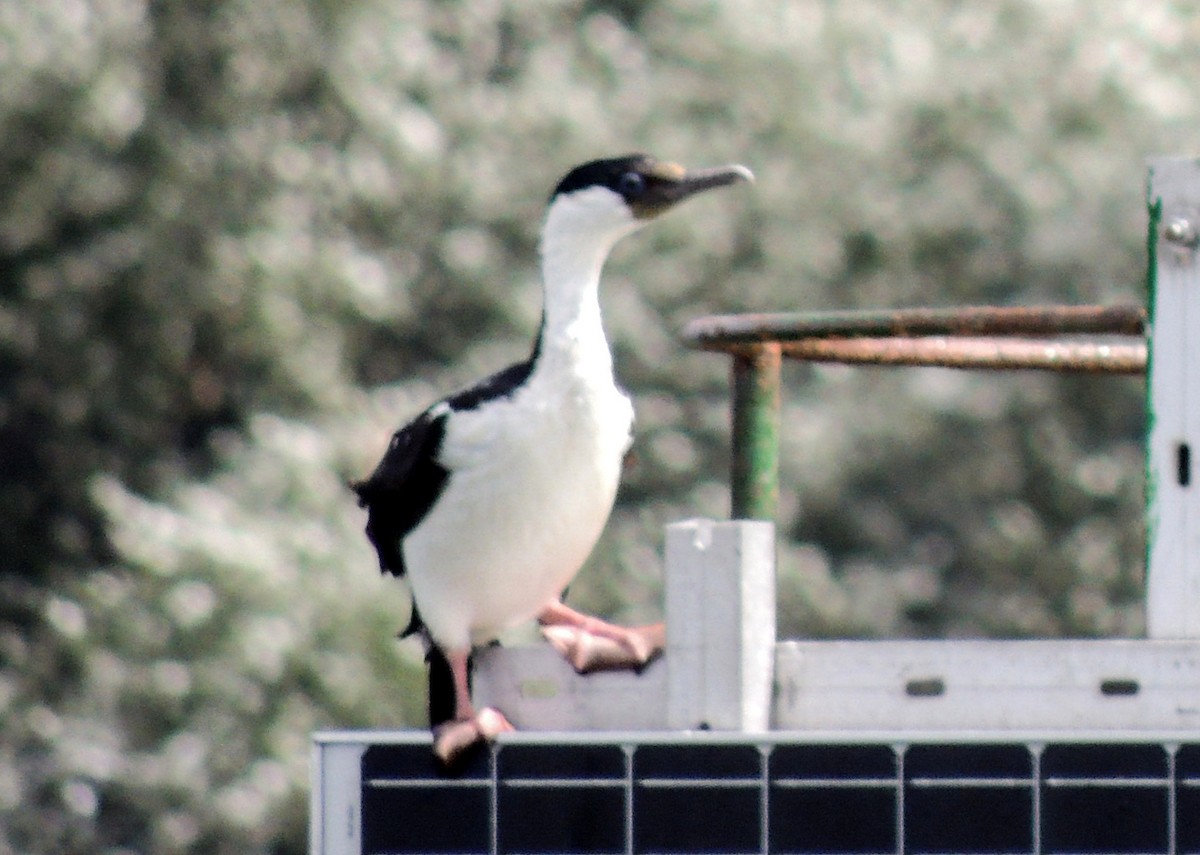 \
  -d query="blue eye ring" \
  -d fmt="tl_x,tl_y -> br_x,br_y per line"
617,171 -> 646,197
